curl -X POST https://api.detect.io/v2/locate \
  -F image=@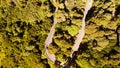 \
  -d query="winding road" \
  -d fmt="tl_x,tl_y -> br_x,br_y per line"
45,0 -> 93,67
